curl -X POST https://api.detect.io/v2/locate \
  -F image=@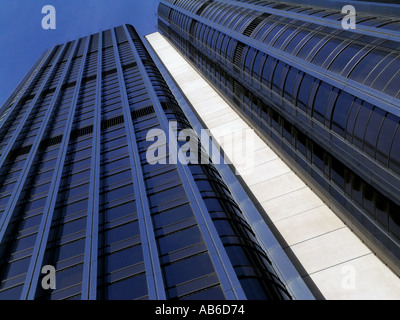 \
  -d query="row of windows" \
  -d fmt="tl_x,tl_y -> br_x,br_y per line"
164,27 -> 400,269
164,3 -> 400,99
235,0 -> 400,31
239,45 -> 400,176
0,140 -> 63,298
240,91 -> 400,246
164,17 -> 400,178
186,43 -> 400,255
138,39 -> 292,298
191,163 -> 291,300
